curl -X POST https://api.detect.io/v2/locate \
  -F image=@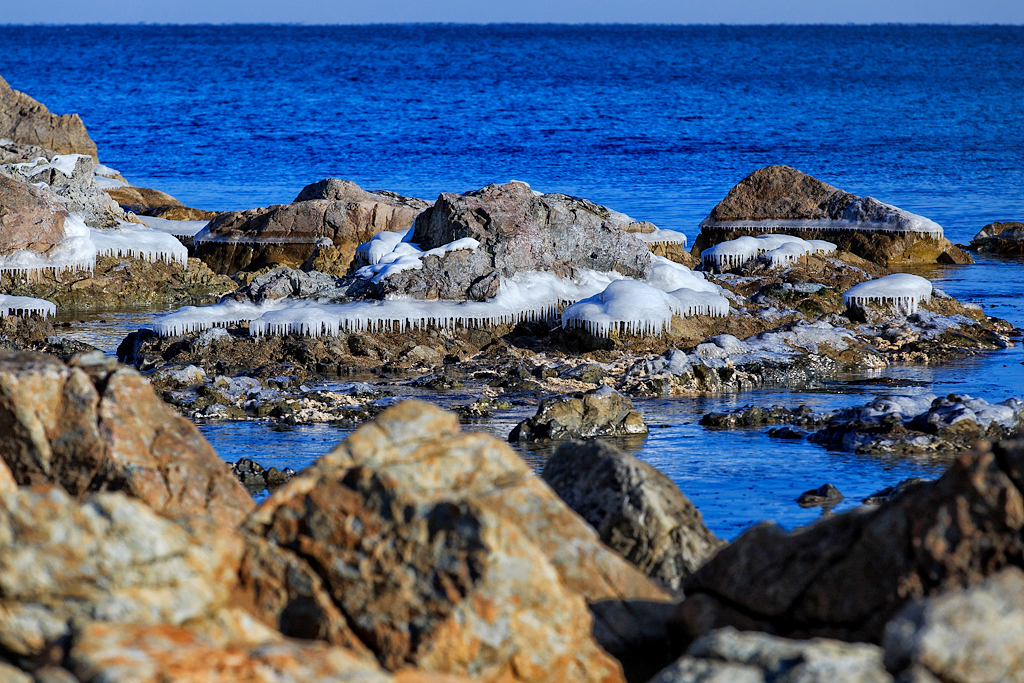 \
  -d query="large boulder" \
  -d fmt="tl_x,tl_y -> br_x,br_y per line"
970,221 -> 1024,255
694,166 -> 972,266
194,179 -> 430,275
374,182 -> 652,300
675,437 -> 1024,645
0,173 -> 67,254
0,351 -> 254,528
883,565 -> 1024,683
0,76 -> 97,159
247,400 -> 677,680
510,386 -> 648,443
543,439 -> 724,592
